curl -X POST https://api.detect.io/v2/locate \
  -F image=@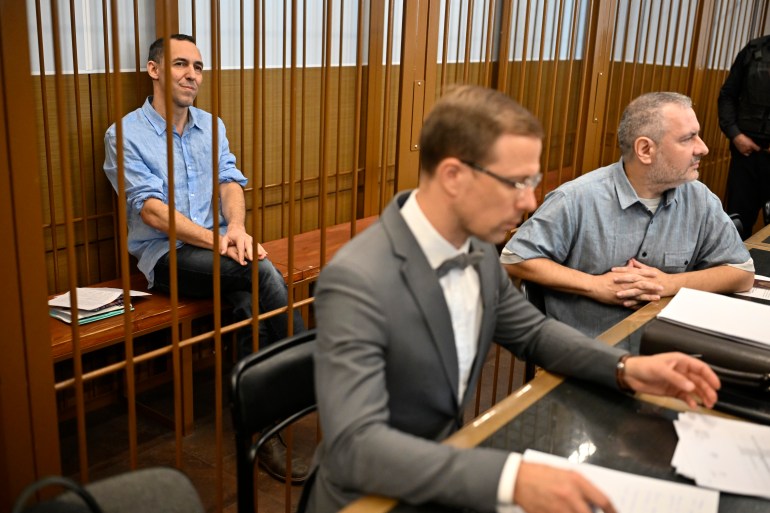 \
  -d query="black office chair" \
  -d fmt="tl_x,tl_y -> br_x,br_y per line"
519,280 -> 545,382
763,200 -> 770,226
12,468 -> 204,513
729,213 -> 744,238
230,330 -> 317,513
